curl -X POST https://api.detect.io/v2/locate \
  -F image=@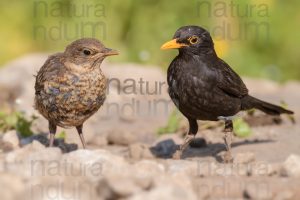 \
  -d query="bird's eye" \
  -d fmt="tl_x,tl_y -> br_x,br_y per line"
83,49 -> 91,55
188,36 -> 199,45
